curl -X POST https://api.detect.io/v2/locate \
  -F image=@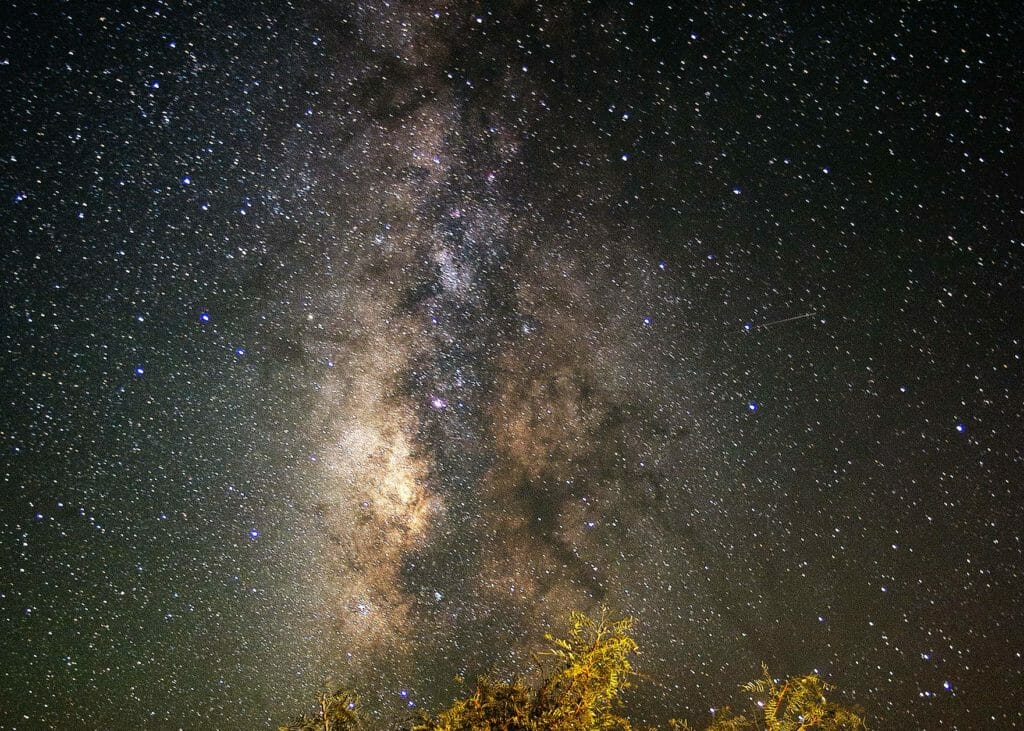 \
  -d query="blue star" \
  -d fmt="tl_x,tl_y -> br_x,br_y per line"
747,401 -> 759,413
235,347 -> 246,357
199,311 -> 210,323
955,423 -> 966,433
249,529 -> 260,541
134,365 -> 145,376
